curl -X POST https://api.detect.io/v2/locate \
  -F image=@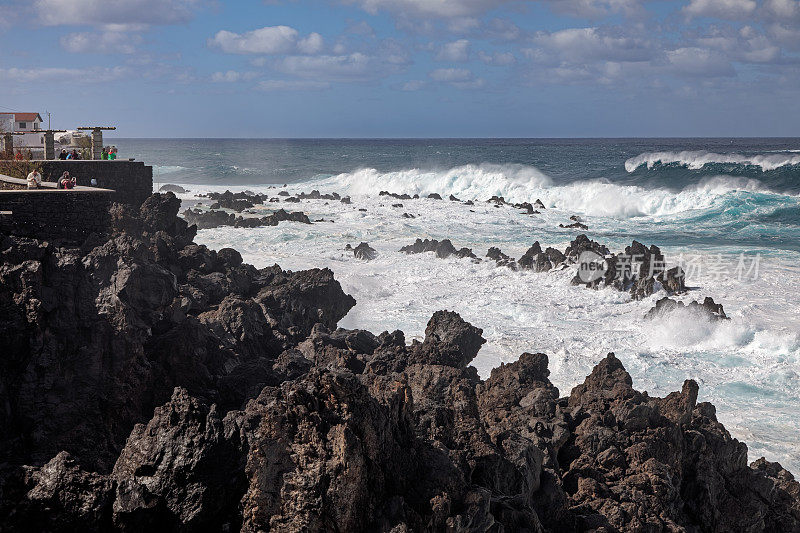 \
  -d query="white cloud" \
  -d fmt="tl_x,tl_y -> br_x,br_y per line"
546,0 -> 644,18
683,0 -> 757,20
435,39 -> 470,61
257,79 -> 330,90
209,26 -> 306,55
0,66 -> 130,83
275,52 -> 380,81
763,0 -> 800,19
298,33 -> 325,54
35,0 -> 199,26
533,27 -> 653,62
477,50 -> 516,65
401,79 -> 426,90
667,47 -> 736,76
430,67 -> 473,82
211,70 -> 258,82
344,0 -> 512,18
60,31 -> 141,54
429,67 -> 485,87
